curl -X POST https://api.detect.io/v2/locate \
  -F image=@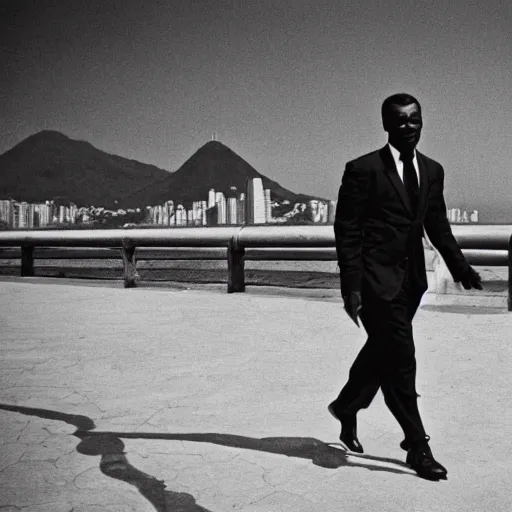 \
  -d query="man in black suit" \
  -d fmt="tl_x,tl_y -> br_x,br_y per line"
330,93 -> 482,481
